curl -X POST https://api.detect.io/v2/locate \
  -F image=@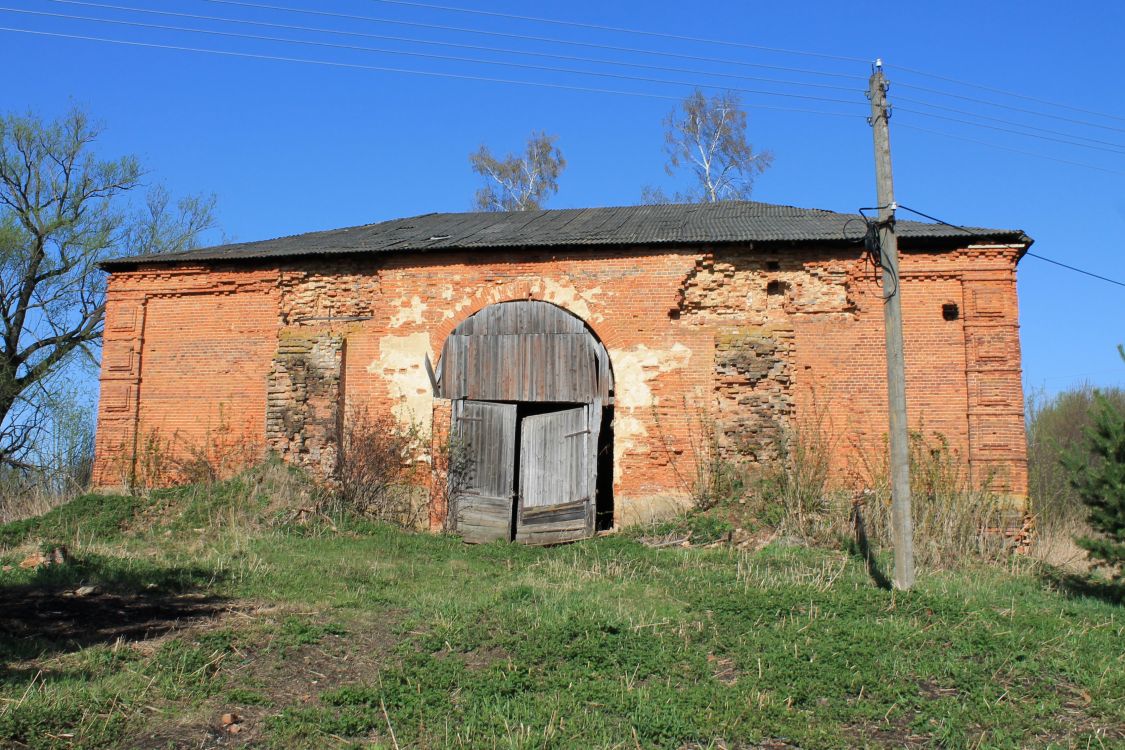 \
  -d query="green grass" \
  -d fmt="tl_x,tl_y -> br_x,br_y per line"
1,473 -> 1122,749
0,492 -> 143,549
